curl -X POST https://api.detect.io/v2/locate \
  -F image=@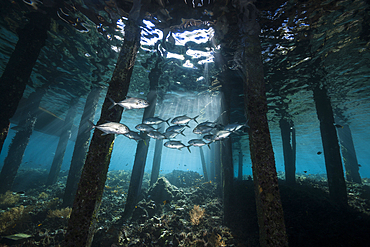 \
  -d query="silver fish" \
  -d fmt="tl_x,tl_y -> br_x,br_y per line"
193,124 -> 215,135
90,121 -> 130,135
203,134 -> 213,142
166,124 -> 189,133
135,123 -> 157,132
124,131 -> 144,142
188,139 -> 210,149
171,115 -> 199,125
108,96 -> 149,110
223,123 -> 248,132
143,116 -> 171,126
148,131 -> 166,139
164,141 -> 191,153
164,130 -> 185,139
198,121 -> 216,127
212,130 -> 231,141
